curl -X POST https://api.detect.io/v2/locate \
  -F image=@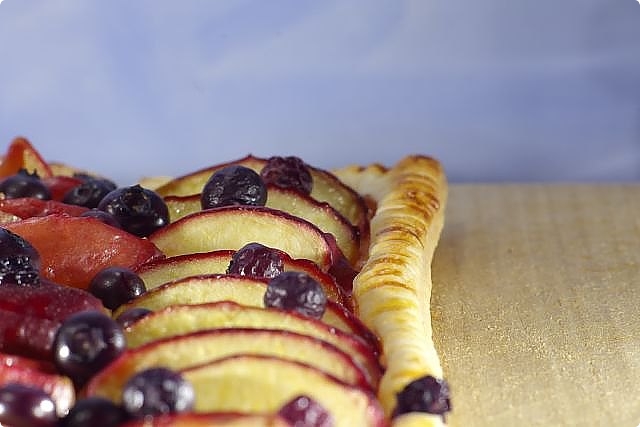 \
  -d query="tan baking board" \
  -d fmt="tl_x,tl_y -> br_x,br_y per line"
431,184 -> 640,427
